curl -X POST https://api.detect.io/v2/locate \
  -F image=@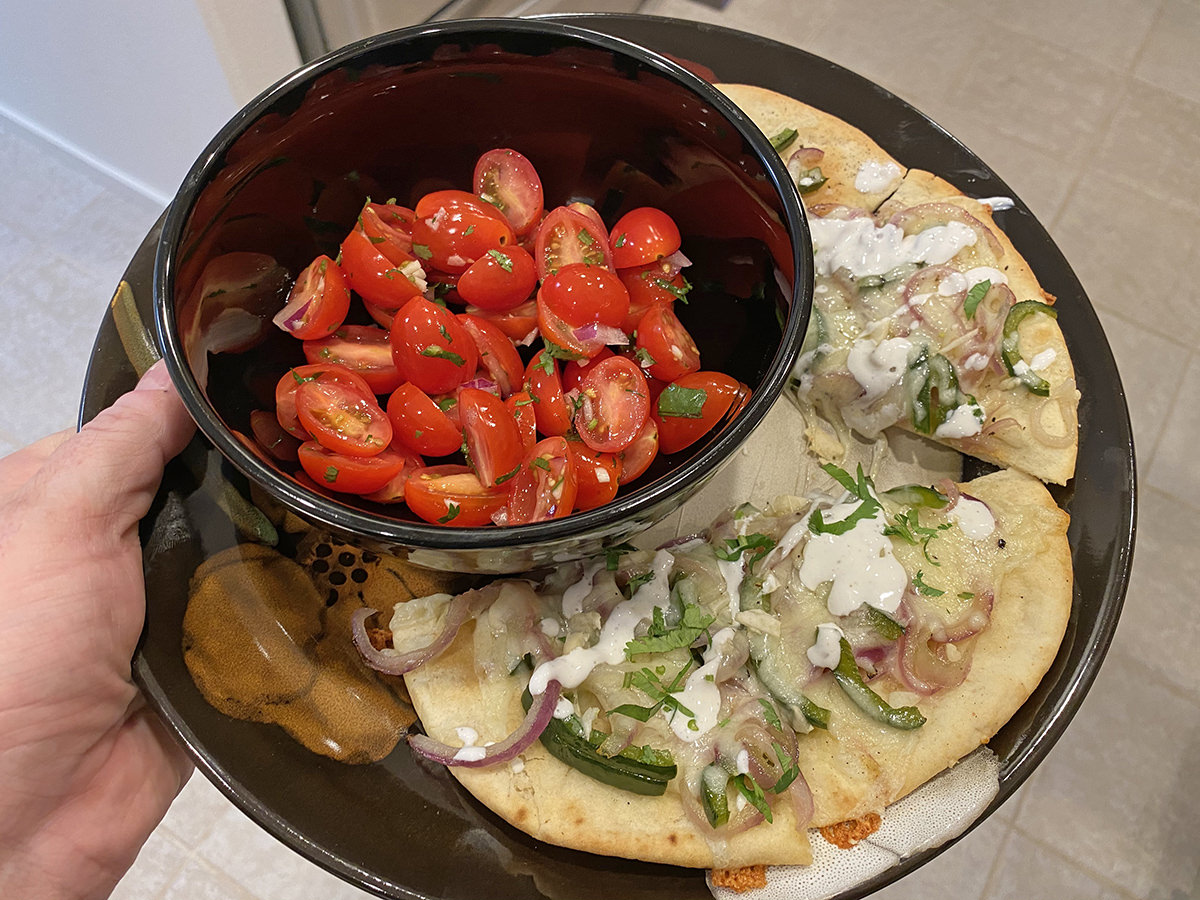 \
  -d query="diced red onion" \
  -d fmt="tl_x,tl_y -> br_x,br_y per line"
350,585 -> 498,676
662,249 -> 692,272
462,377 -> 500,396
574,322 -> 629,346
272,296 -> 312,332
408,679 -> 562,768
